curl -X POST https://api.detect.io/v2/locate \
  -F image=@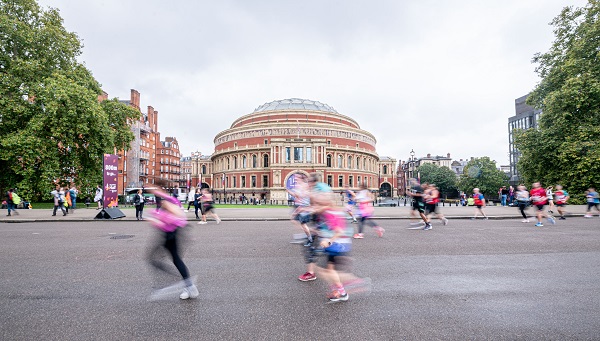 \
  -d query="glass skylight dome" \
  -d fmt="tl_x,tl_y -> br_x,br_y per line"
253,98 -> 338,114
